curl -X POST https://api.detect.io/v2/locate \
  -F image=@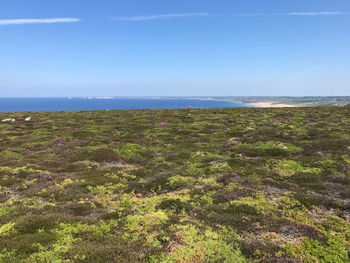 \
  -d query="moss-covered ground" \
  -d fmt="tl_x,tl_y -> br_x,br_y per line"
0,107 -> 349,262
